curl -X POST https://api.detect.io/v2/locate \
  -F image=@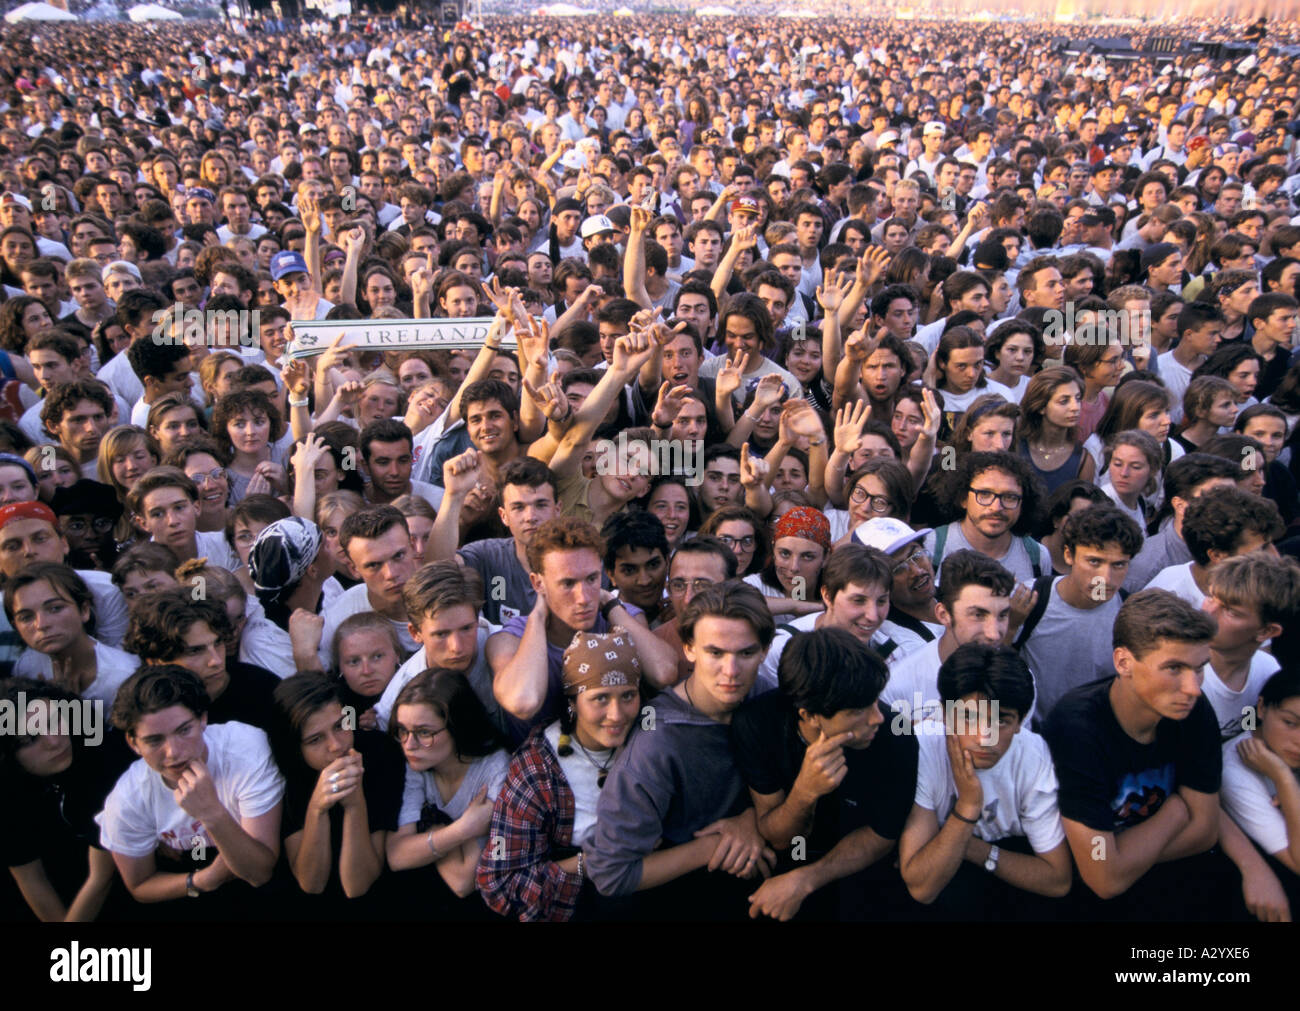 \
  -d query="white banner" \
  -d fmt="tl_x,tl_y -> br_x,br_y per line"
286,317 -> 516,358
